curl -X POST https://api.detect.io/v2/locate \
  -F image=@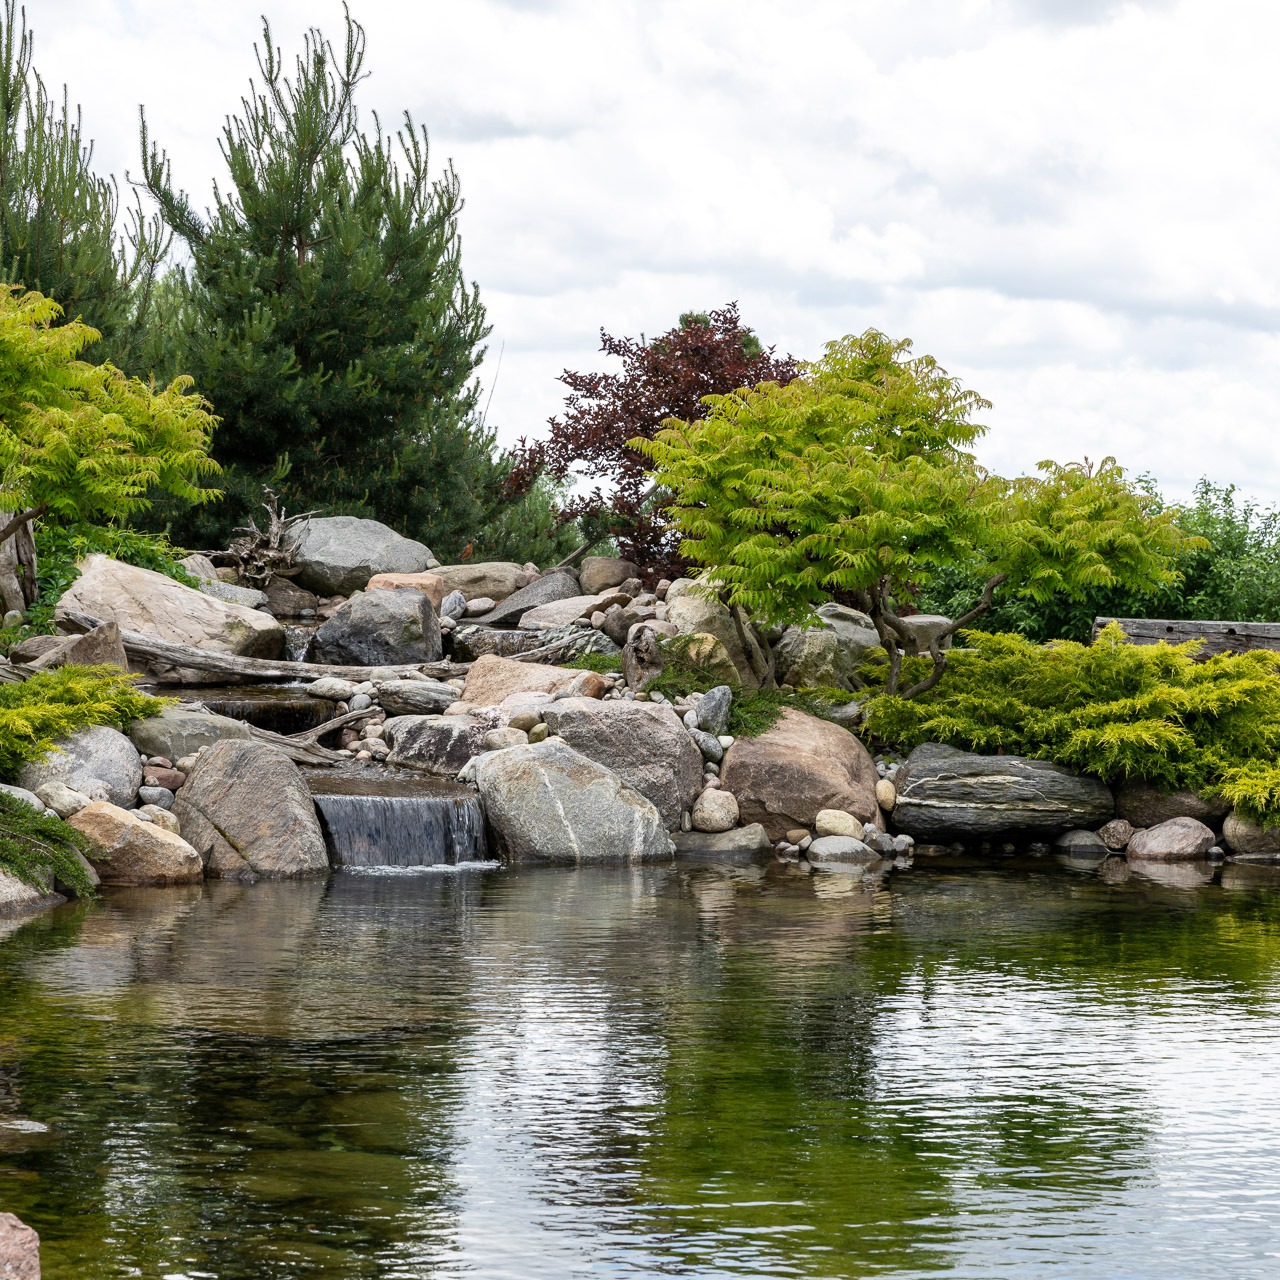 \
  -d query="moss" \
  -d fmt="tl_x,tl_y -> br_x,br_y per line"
0,793 -> 99,897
